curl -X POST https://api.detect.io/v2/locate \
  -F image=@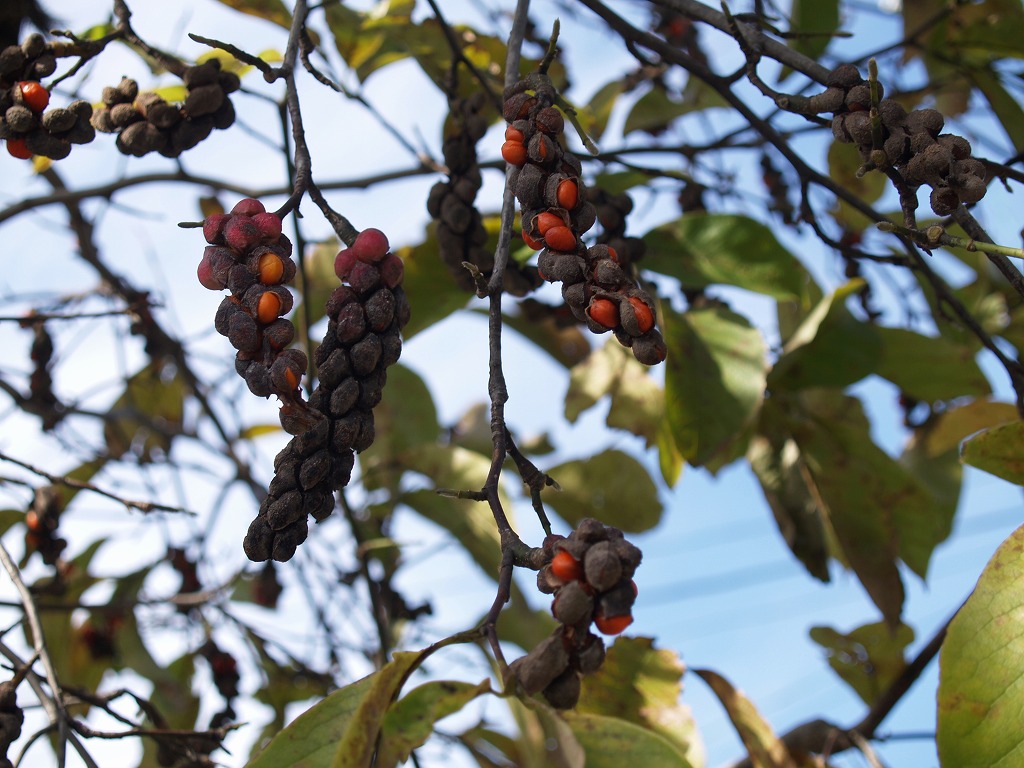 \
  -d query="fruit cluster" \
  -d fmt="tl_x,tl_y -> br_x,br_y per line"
24,485 -> 66,566
585,186 -> 648,272
818,64 -> 986,216
428,93 -> 541,296
243,229 -> 409,563
506,518 -> 642,709
0,678 -> 24,768
198,198 -> 307,432
22,319 -> 62,430
1,35 -> 94,160
503,77 -> 667,365
91,61 -> 238,158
